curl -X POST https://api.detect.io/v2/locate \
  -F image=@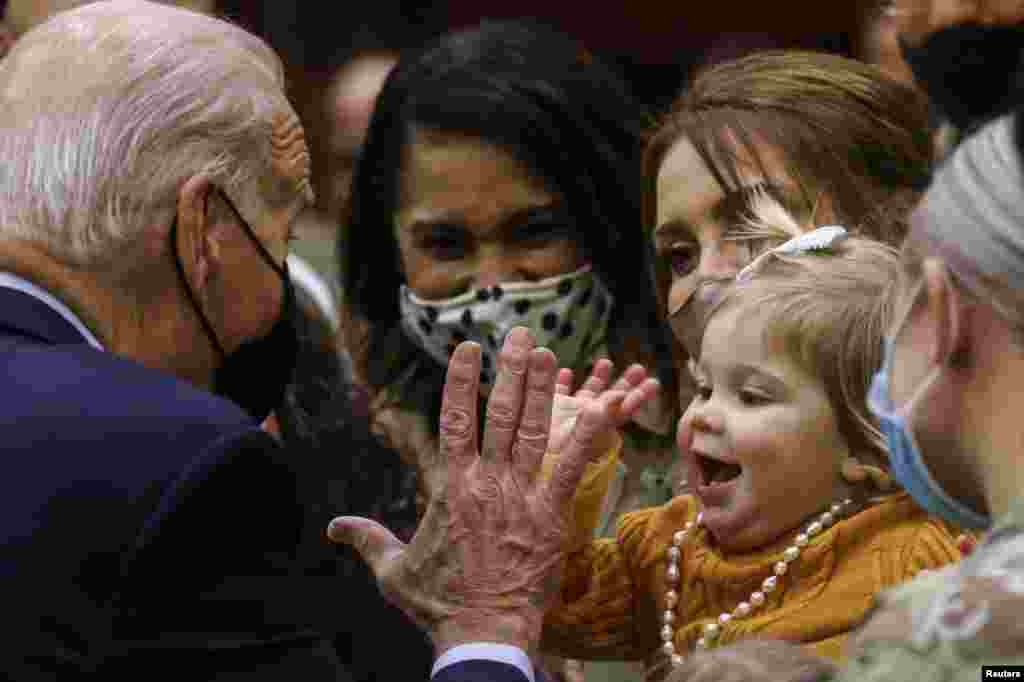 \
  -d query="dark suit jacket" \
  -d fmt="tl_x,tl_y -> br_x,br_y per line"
0,286 -> 348,680
433,660 -> 530,682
